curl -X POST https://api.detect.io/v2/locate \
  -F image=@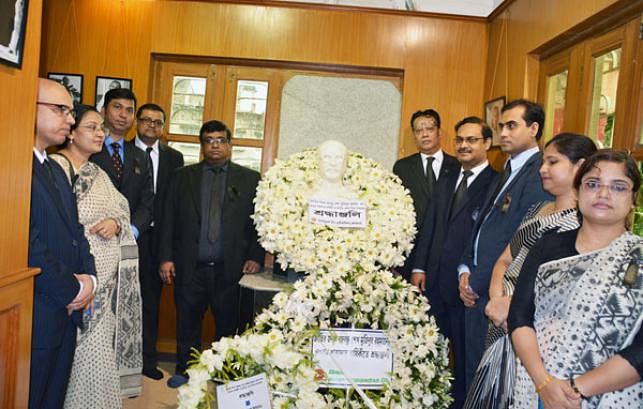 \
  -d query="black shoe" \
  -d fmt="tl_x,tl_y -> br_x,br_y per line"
142,365 -> 164,380
167,374 -> 189,388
